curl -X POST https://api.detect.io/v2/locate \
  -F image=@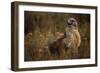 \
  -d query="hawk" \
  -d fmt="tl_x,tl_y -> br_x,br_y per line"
49,18 -> 81,59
